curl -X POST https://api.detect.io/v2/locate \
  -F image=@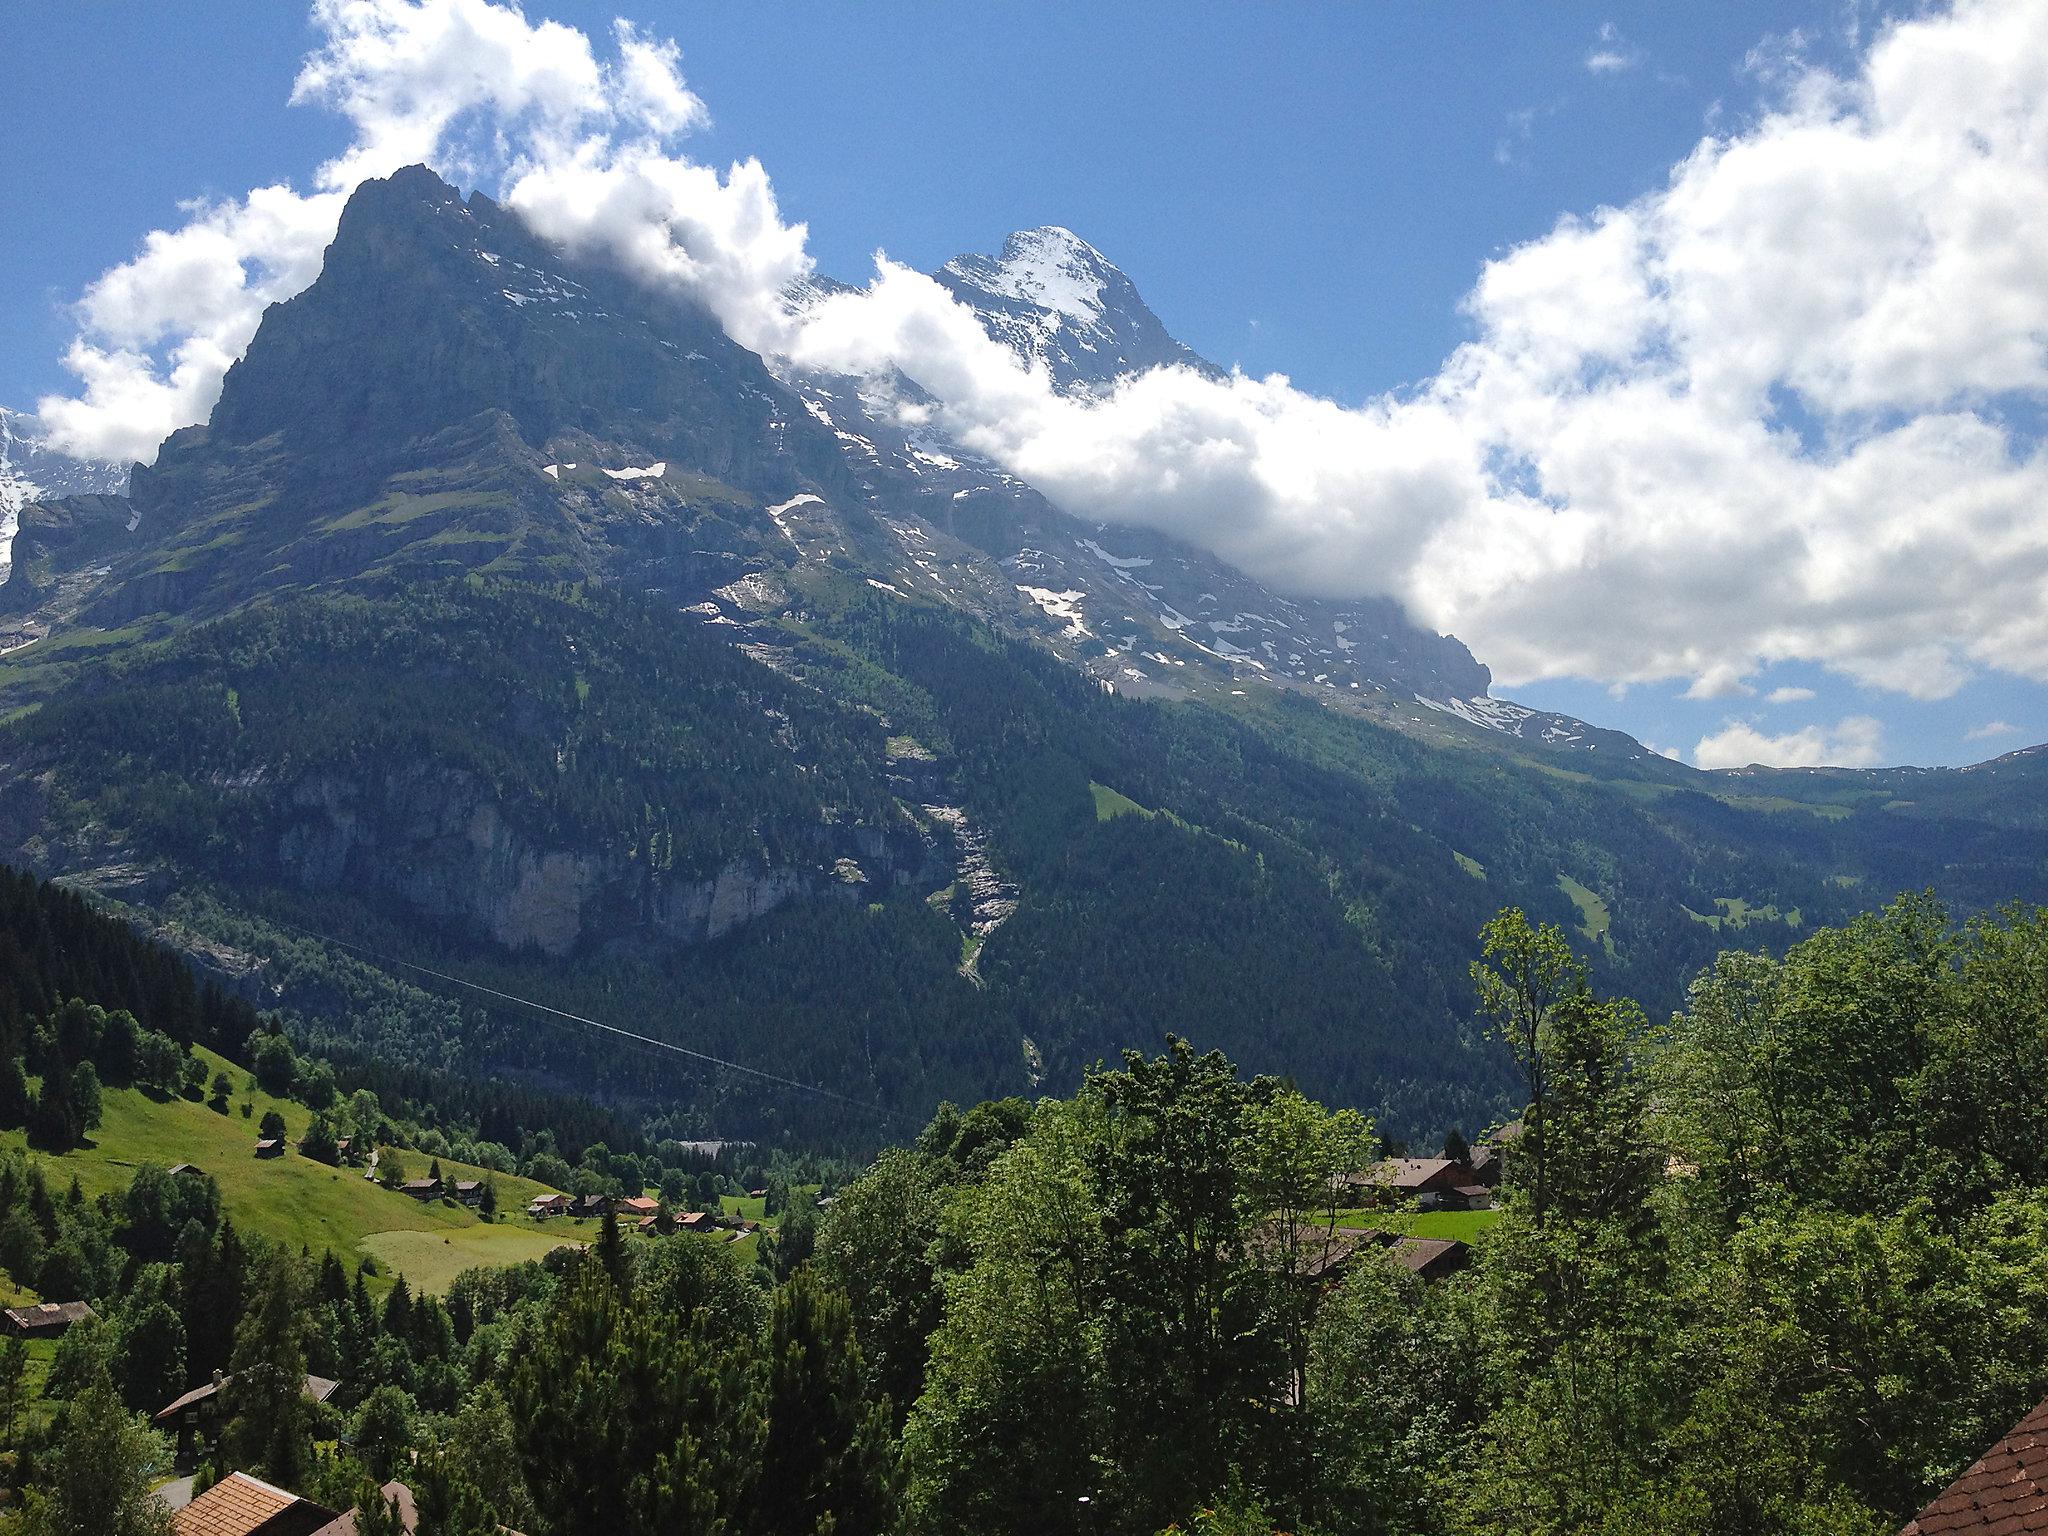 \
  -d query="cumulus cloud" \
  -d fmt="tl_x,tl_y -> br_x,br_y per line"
1694,714 -> 1887,769
37,0 -> 714,464
33,0 -> 2048,718
1965,719 -> 2019,740
1766,686 -> 1818,703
